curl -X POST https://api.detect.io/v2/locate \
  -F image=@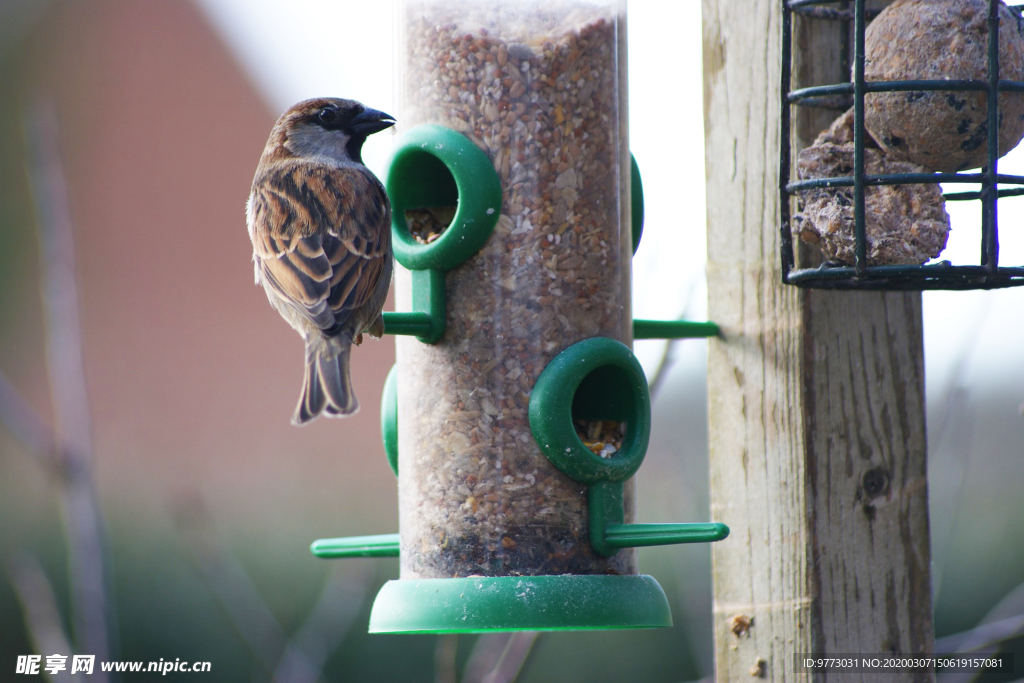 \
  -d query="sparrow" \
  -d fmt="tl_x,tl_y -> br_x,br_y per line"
246,97 -> 395,424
